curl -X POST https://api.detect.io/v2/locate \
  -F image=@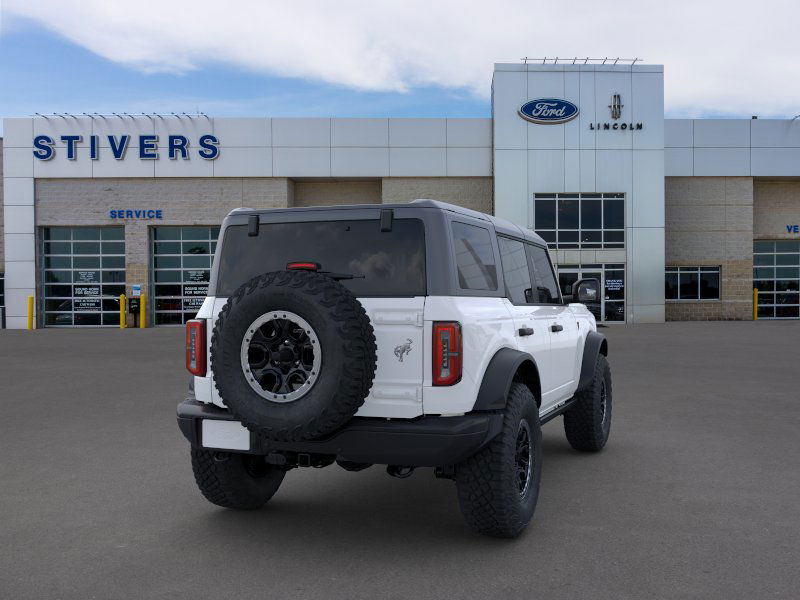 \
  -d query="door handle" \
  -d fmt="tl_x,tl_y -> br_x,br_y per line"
551,324 -> 563,333
518,327 -> 534,337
